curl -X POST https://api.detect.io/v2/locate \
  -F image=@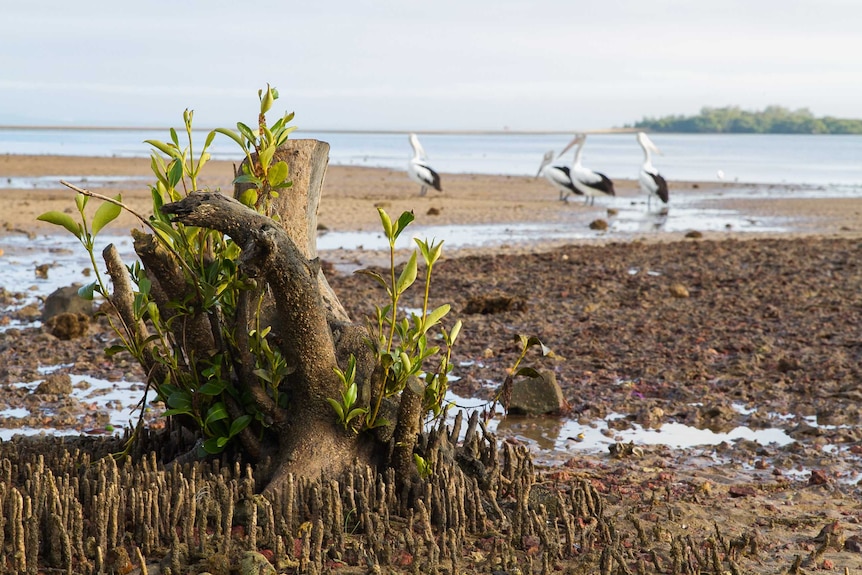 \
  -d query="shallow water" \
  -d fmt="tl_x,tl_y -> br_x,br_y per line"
3,129 -> 862,186
439,390 -> 795,465
0,367 -> 153,441
0,175 -> 149,190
